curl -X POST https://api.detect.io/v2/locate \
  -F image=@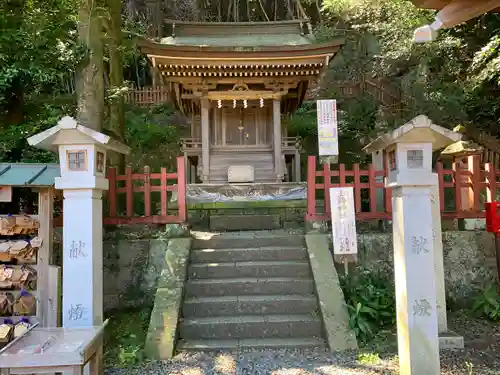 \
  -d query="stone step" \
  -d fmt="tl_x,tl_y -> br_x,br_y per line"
188,260 -> 312,279
177,337 -> 326,351
185,277 -> 315,297
179,314 -> 322,340
209,214 -> 281,231
183,295 -> 318,317
191,246 -> 308,263
192,234 -> 305,250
